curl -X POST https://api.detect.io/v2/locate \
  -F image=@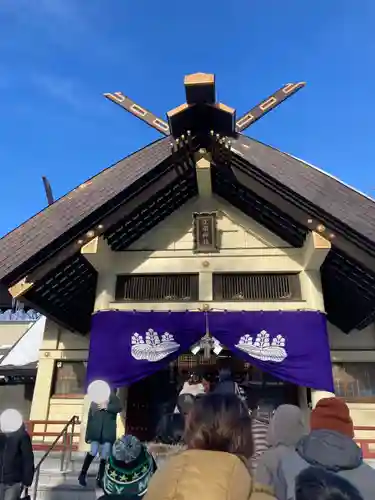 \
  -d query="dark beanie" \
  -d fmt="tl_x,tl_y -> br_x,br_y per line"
310,397 -> 354,438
